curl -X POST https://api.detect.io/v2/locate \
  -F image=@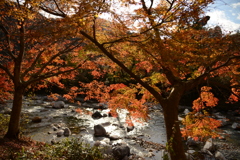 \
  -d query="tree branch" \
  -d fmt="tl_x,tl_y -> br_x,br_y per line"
39,5 -> 66,18
26,61 -> 86,86
53,0 -> 66,16
80,30 -> 165,102
28,39 -> 82,81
